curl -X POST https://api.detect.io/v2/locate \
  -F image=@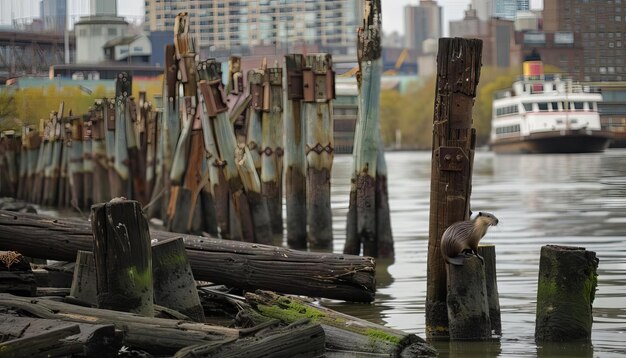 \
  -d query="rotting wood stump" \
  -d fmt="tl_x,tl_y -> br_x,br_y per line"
535,245 -> 598,343
91,199 -> 154,316
69,250 -> 97,305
